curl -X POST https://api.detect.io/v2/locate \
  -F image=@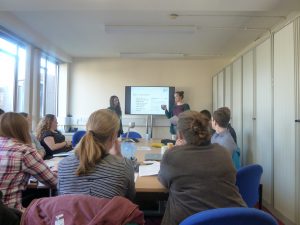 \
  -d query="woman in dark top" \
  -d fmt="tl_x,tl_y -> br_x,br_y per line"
158,111 -> 246,225
161,91 -> 190,134
108,95 -> 123,137
36,114 -> 72,159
